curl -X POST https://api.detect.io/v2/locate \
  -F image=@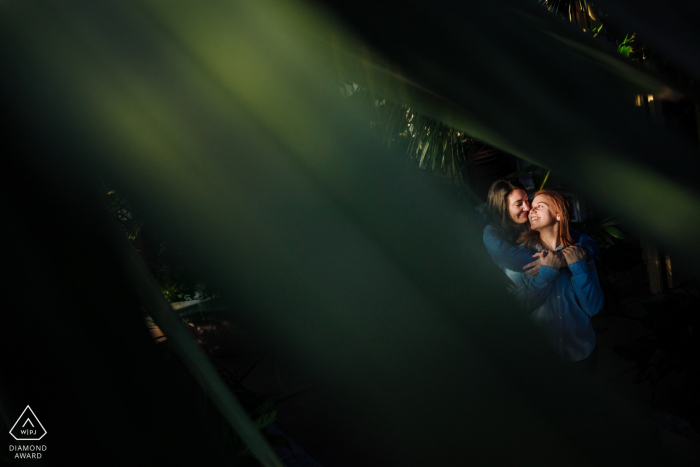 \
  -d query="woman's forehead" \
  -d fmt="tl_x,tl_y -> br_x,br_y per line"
508,189 -> 528,202
532,194 -> 550,205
